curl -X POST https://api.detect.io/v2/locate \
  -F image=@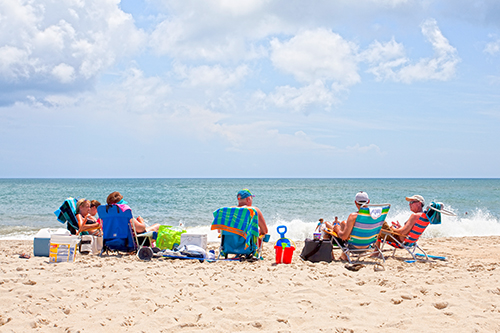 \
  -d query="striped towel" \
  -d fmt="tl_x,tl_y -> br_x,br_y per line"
427,202 -> 442,225
54,198 -> 79,234
349,205 -> 390,247
211,207 -> 259,250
